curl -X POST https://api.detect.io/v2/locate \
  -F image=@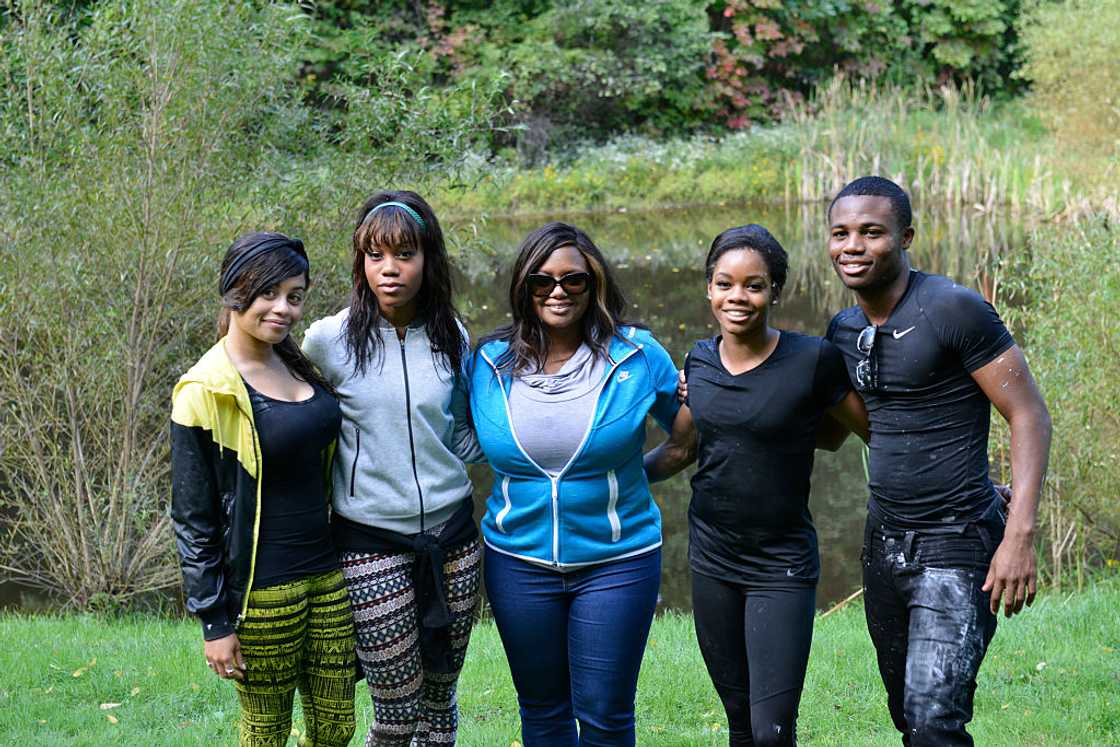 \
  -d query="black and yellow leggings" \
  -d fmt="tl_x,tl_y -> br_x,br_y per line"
234,569 -> 357,747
